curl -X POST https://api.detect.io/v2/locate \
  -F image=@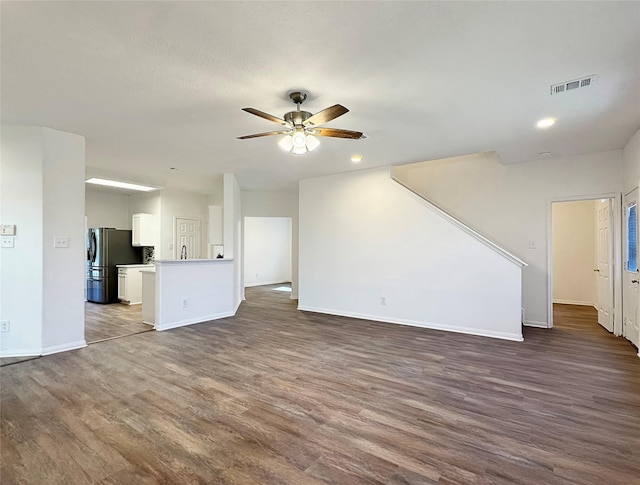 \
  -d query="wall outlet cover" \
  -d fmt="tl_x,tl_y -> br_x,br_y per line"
54,237 -> 70,248
1,236 -> 15,248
